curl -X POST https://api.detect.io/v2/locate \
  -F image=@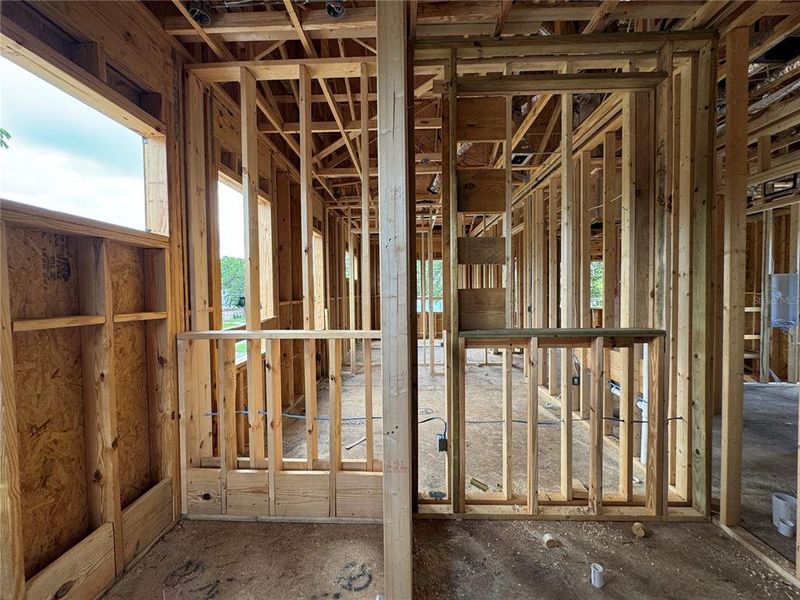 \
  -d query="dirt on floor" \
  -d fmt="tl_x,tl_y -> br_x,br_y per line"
106,520 -> 384,600
106,518 -> 800,599
414,520 -> 800,600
